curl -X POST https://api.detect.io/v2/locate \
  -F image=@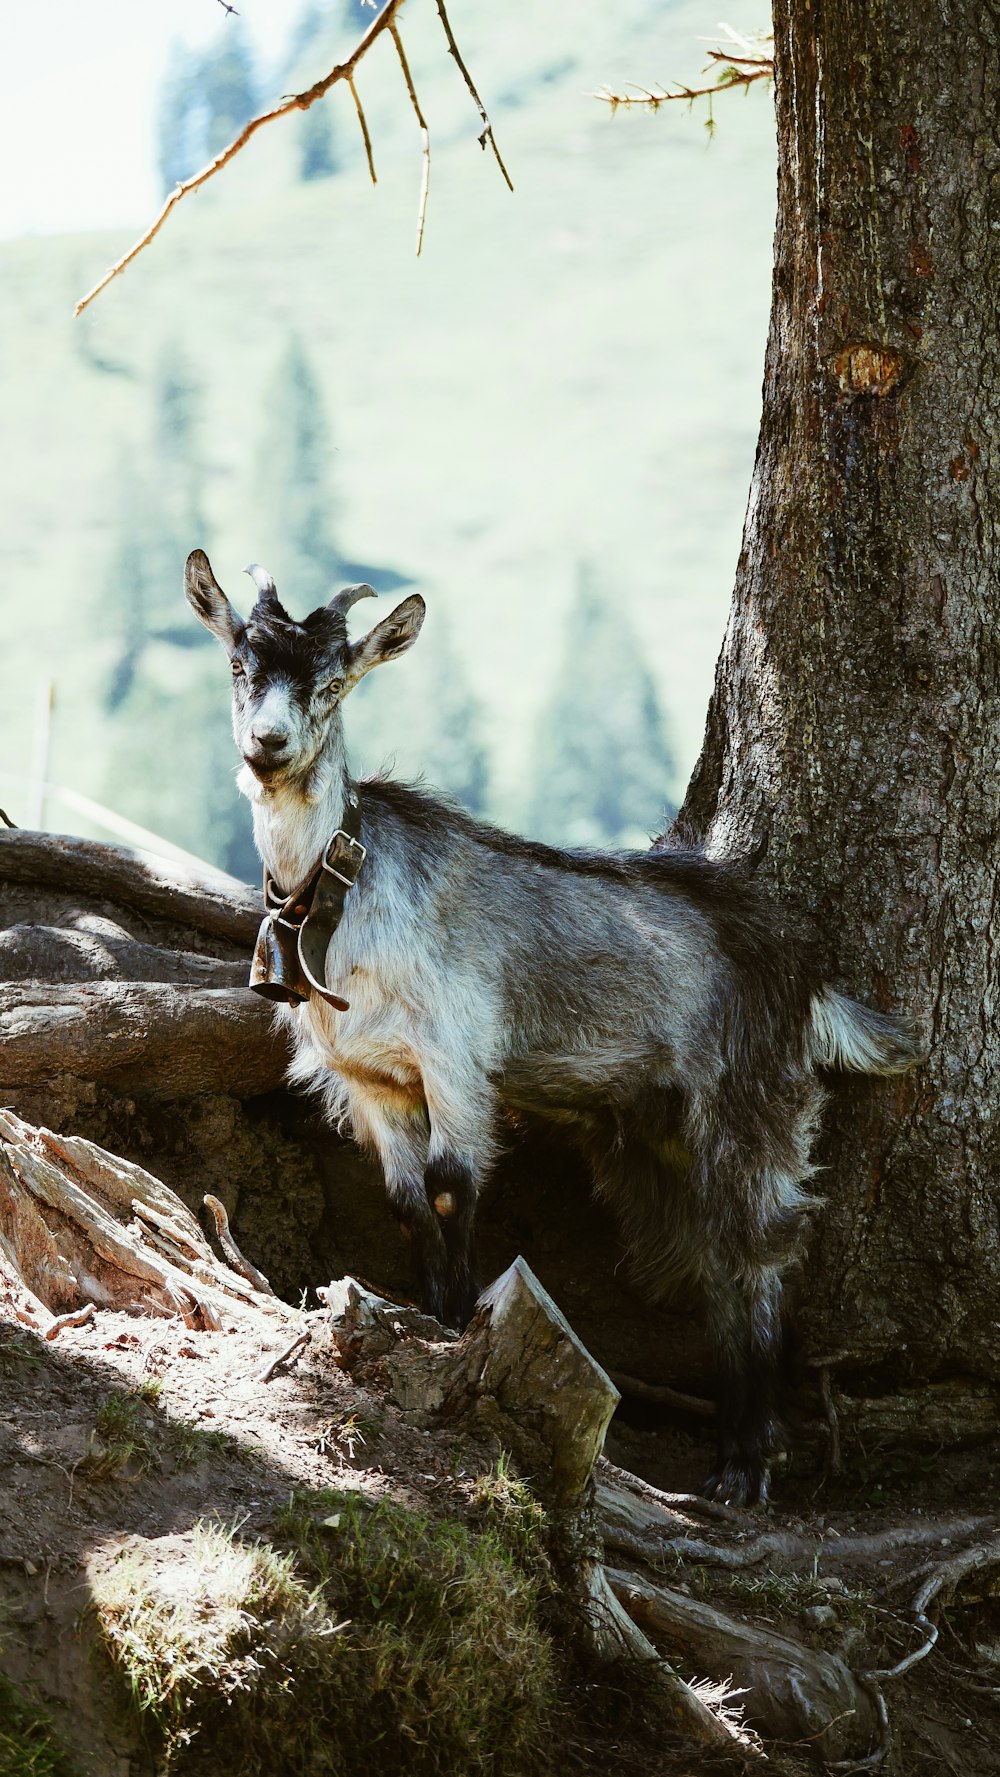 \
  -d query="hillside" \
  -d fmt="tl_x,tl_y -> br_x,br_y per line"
0,0 -> 776,872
